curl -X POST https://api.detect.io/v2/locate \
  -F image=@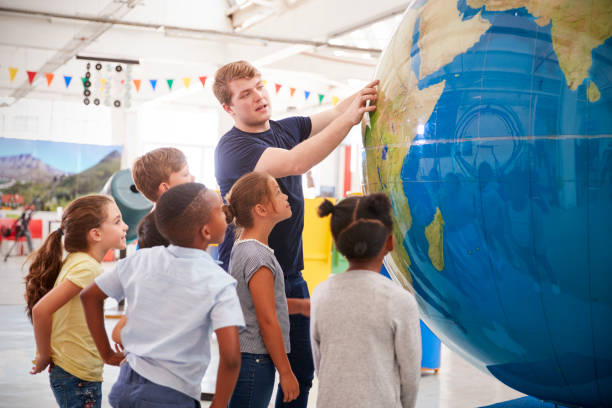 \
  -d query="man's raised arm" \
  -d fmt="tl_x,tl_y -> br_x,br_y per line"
254,80 -> 378,179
